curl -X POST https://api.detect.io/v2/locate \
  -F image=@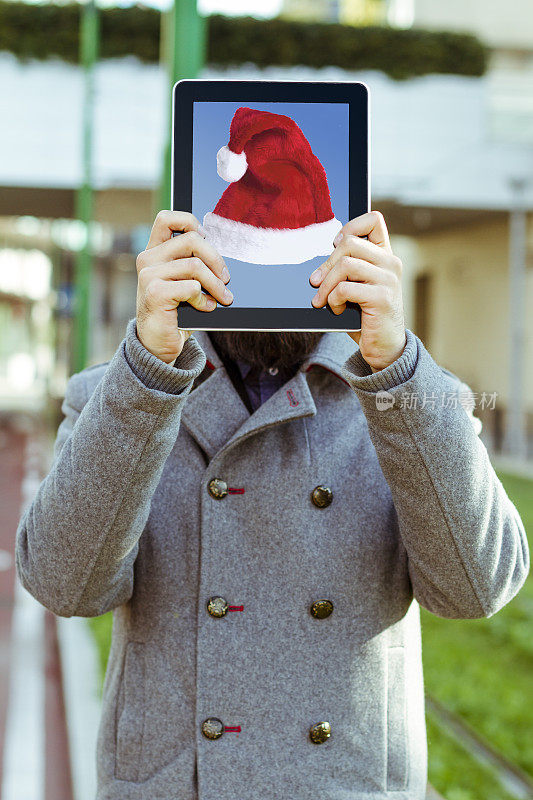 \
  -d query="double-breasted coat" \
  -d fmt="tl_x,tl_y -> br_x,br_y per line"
16,317 -> 529,800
